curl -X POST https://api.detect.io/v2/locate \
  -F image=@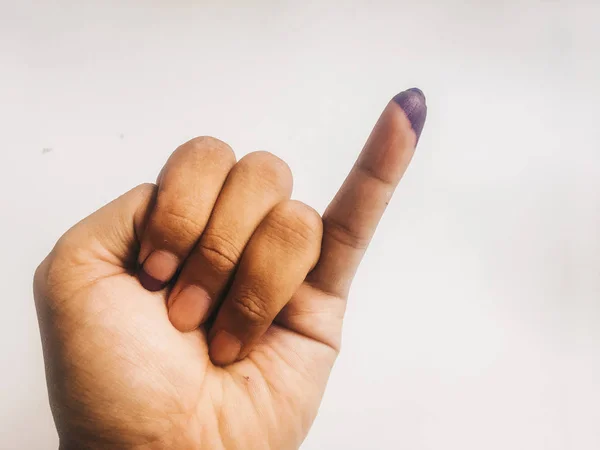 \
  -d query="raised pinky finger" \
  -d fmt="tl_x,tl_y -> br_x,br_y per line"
307,88 -> 427,298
